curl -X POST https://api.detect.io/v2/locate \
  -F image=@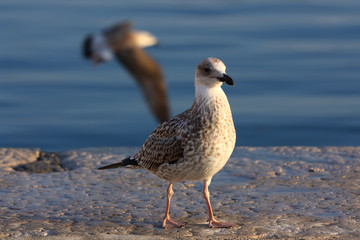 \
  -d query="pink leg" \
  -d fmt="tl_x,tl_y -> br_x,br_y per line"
203,179 -> 234,228
162,183 -> 184,229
